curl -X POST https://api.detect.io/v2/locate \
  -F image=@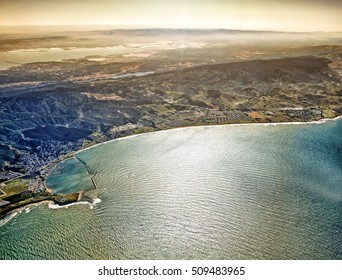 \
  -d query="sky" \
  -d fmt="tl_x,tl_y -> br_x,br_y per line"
0,0 -> 341,32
